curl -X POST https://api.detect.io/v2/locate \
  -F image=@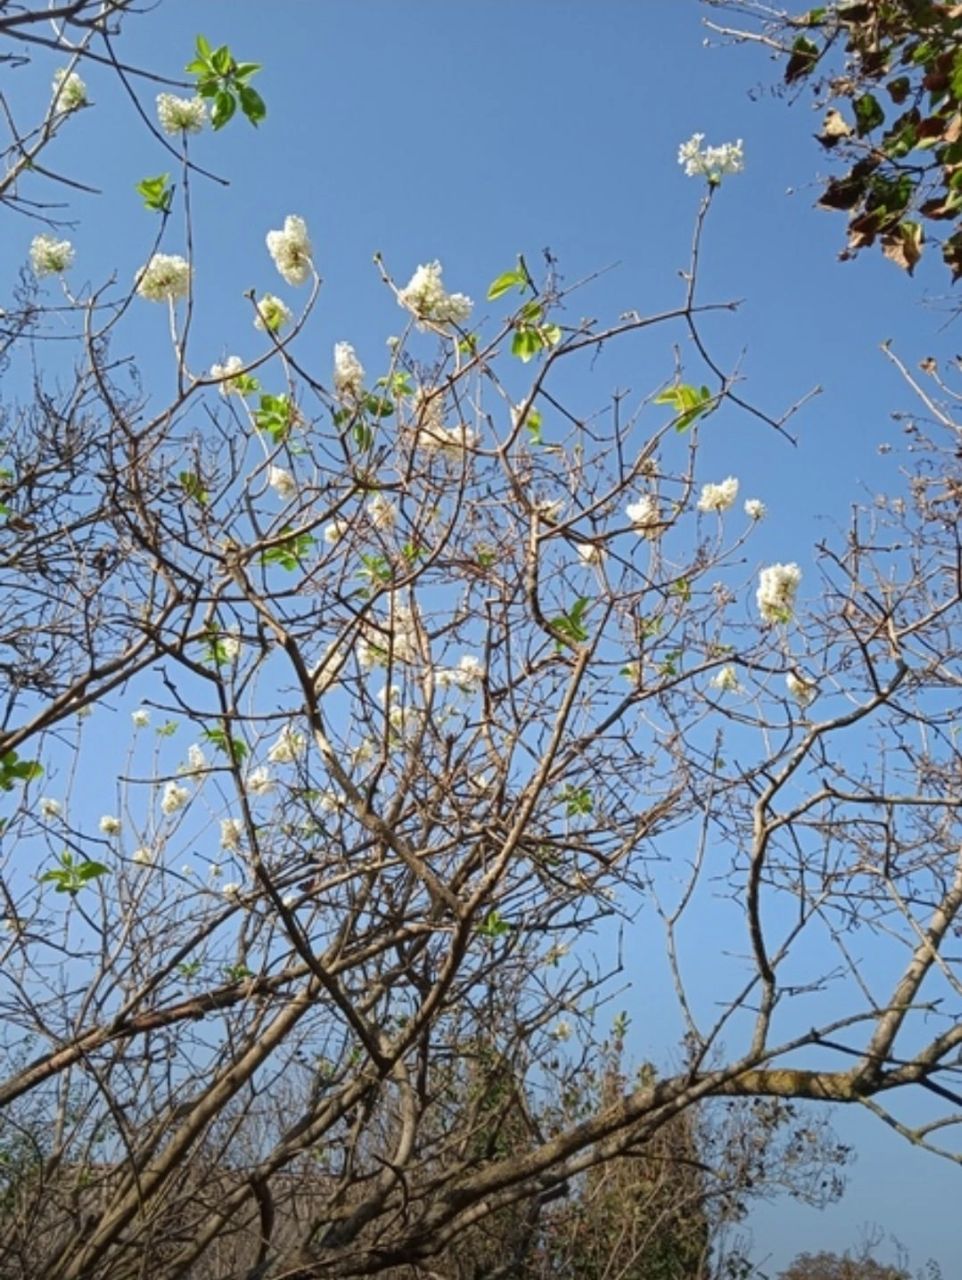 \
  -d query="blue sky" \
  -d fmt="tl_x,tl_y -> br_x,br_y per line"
5,0 -> 959,1272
